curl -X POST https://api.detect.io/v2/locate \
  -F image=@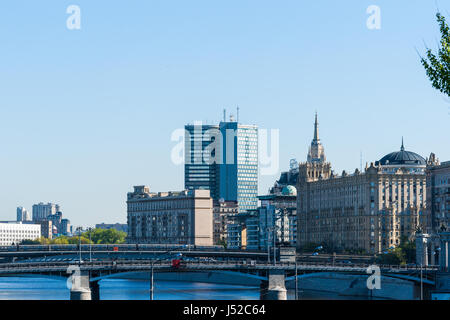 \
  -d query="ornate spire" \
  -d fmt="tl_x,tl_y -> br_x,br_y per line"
307,112 -> 326,163
401,137 -> 405,151
313,111 -> 319,142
